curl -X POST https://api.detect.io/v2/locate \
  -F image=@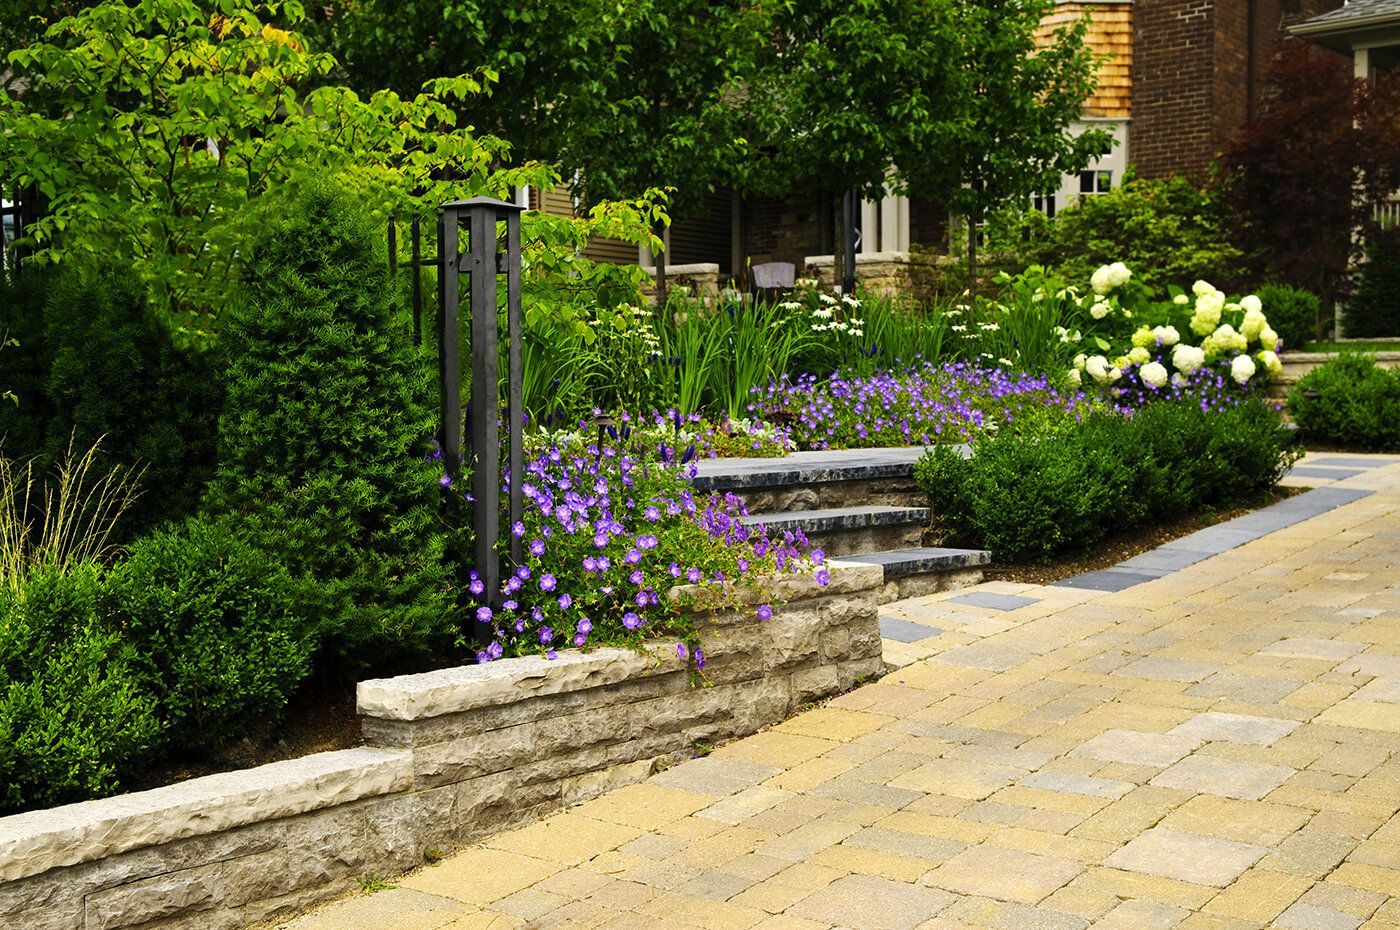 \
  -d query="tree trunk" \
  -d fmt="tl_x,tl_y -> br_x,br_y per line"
654,222 -> 669,307
965,210 -> 979,304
